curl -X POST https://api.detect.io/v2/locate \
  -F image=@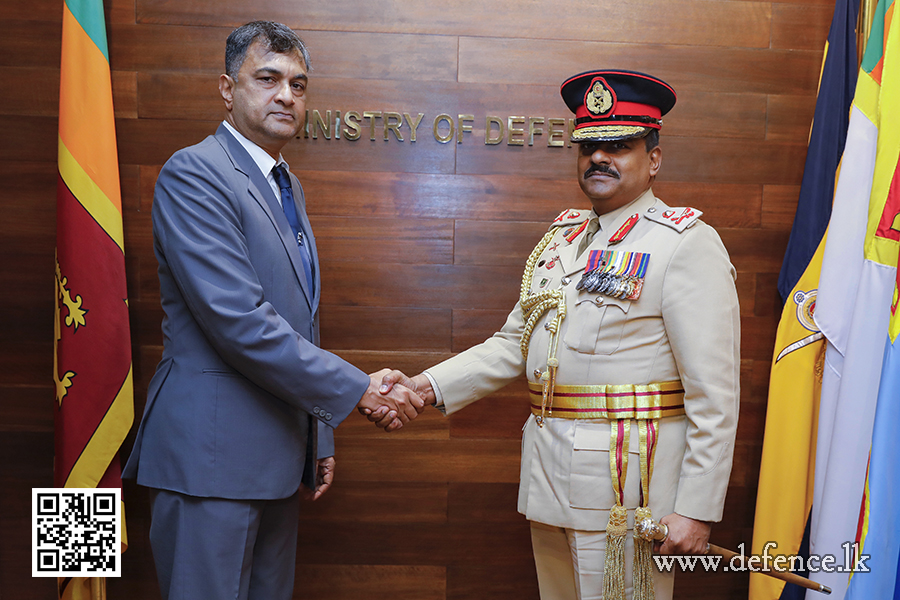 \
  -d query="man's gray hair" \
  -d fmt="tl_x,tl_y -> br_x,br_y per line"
225,21 -> 311,80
